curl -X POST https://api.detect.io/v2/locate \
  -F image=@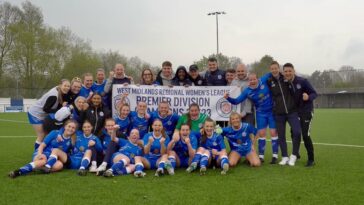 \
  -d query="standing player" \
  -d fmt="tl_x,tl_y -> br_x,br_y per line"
265,61 -> 302,166
91,68 -> 109,108
8,120 -> 77,178
150,101 -> 179,137
103,129 -> 143,177
224,73 -> 279,163
64,77 -> 82,105
165,124 -> 198,174
28,79 -> 70,149
283,63 -> 317,167
78,73 -> 94,101
186,118 -> 229,175
221,112 -> 260,167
